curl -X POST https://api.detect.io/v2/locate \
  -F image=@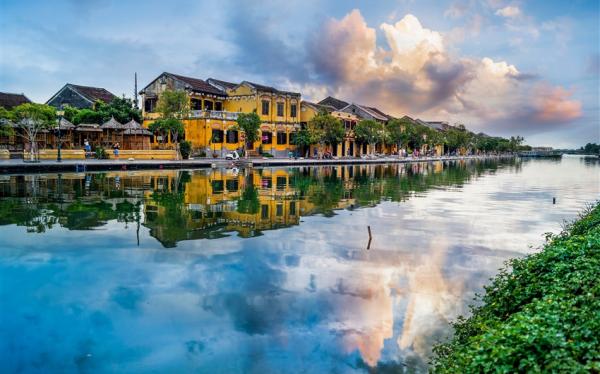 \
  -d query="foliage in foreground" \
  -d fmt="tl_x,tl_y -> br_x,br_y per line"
431,202 -> 600,373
